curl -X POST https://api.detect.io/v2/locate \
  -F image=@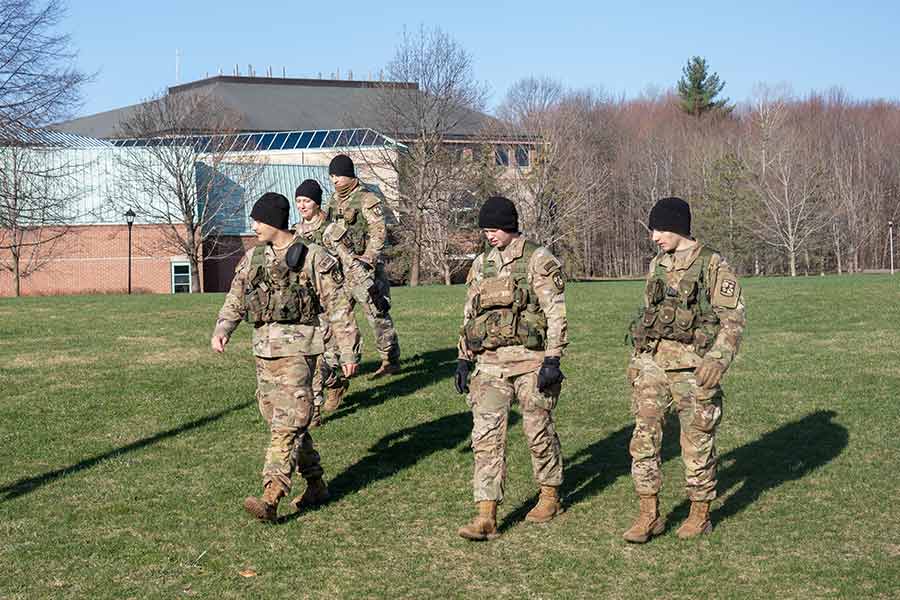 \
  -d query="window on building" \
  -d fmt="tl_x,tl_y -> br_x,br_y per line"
172,262 -> 191,294
495,146 -> 509,167
515,145 -> 530,167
